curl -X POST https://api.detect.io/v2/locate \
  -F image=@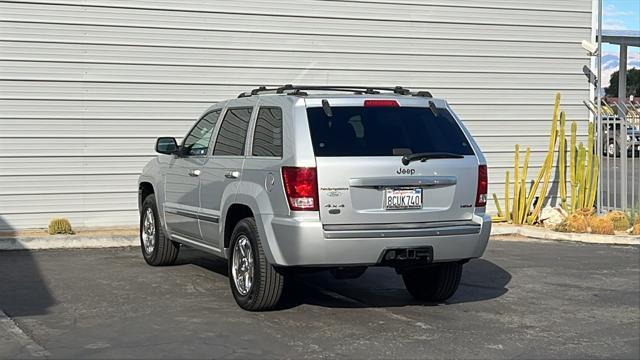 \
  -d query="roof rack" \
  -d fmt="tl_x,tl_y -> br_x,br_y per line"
238,84 -> 432,98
